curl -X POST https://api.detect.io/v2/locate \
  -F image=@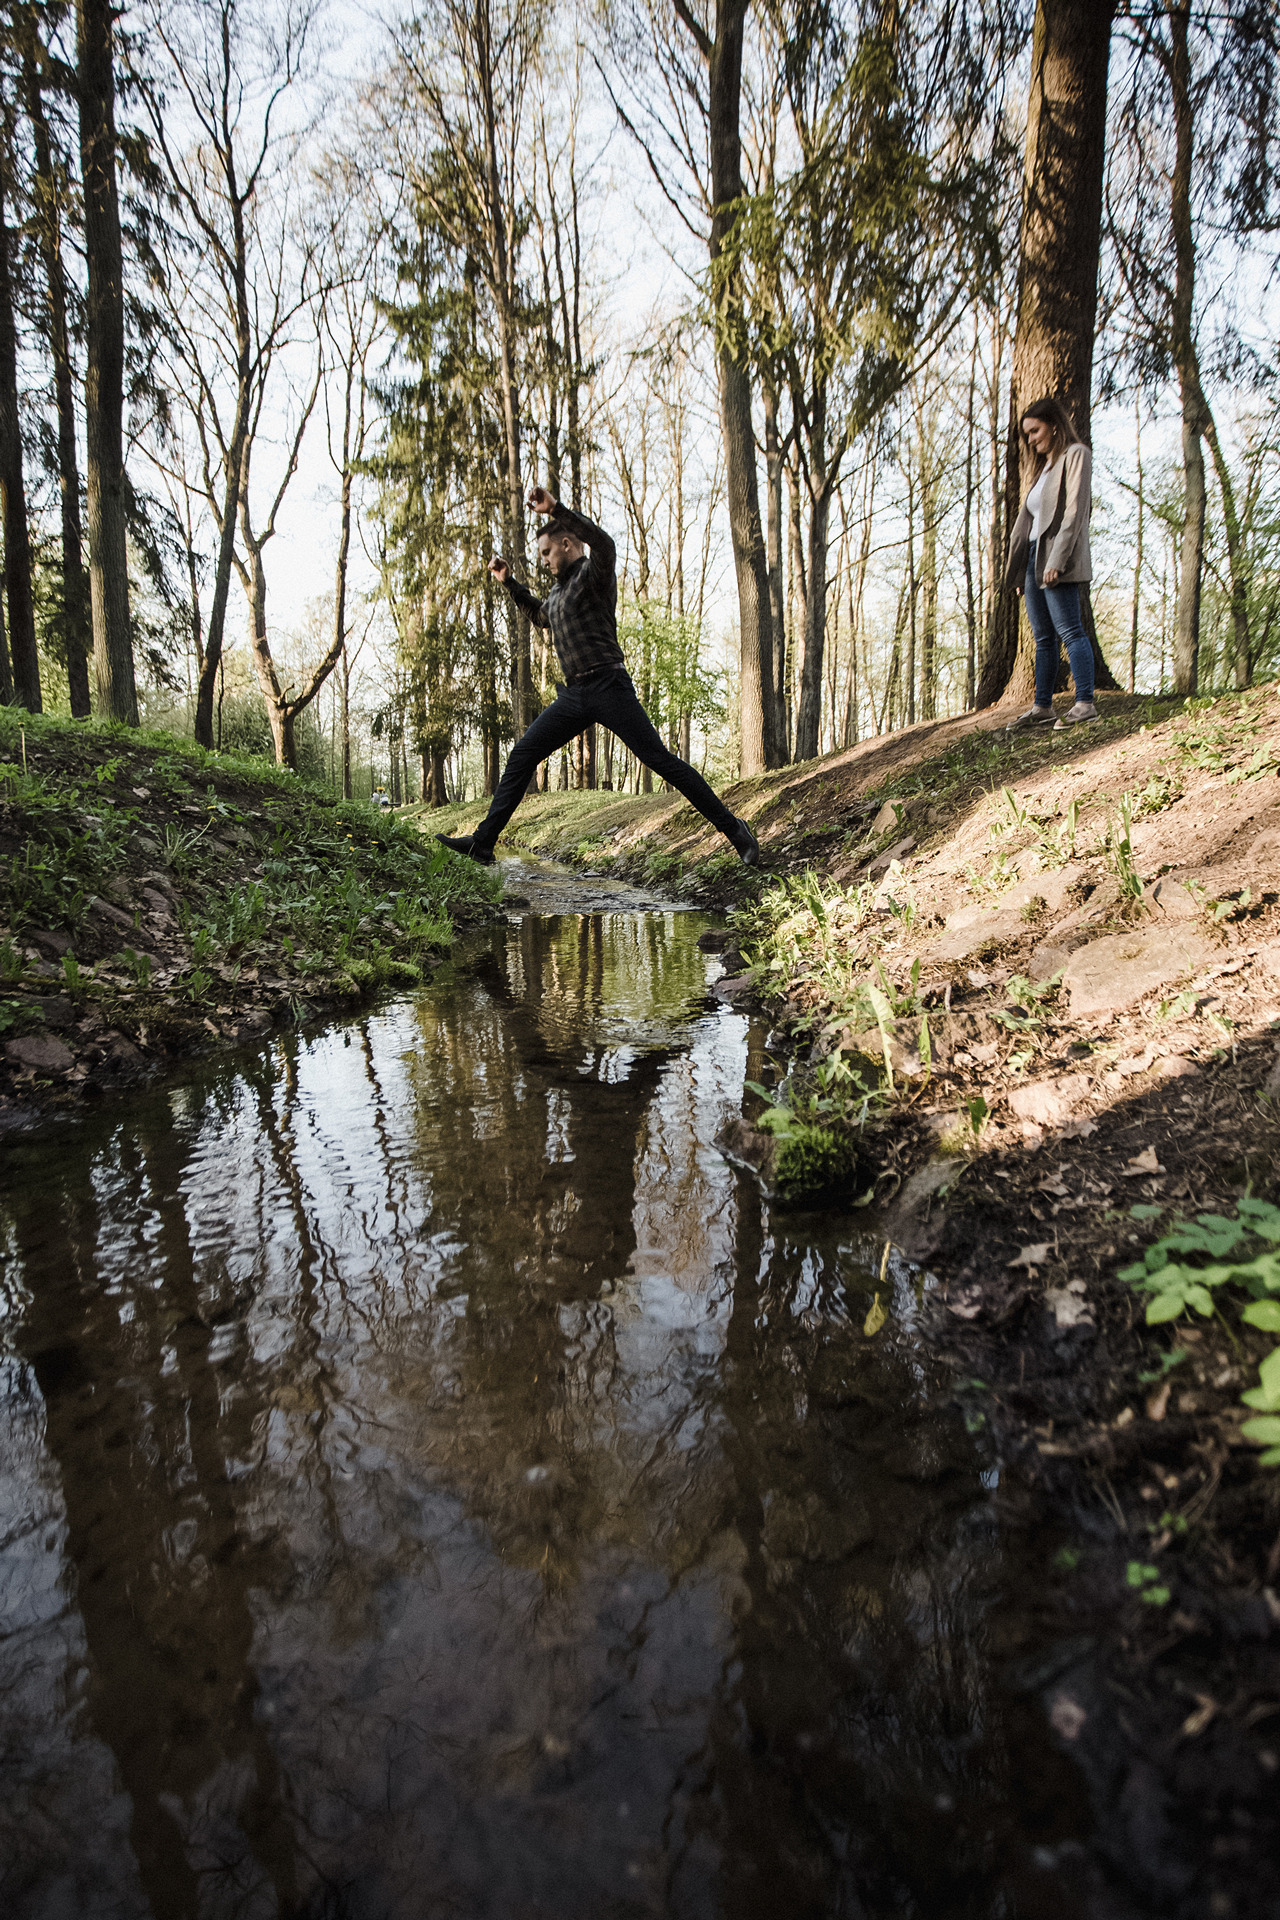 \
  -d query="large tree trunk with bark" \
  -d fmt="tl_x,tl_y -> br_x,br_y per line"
794,387 -> 833,763
975,0 -> 1119,710
0,133 -> 41,711
762,377 -> 788,755
0,572 -> 12,704
77,0 -> 136,723
1167,0 -> 1207,695
22,48 -> 90,717
703,0 -> 779,775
